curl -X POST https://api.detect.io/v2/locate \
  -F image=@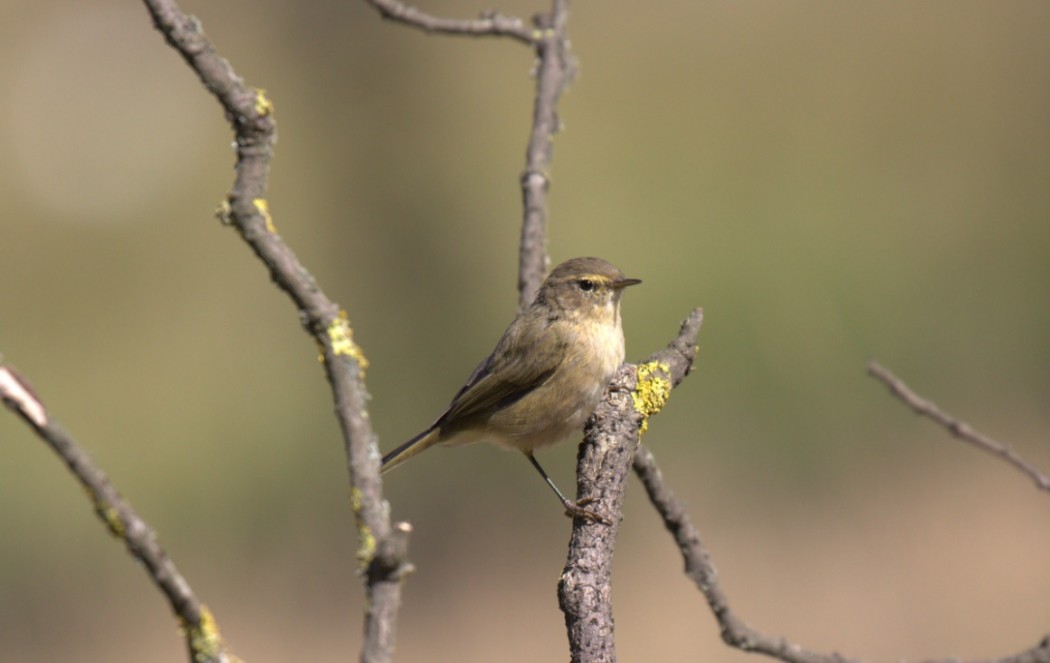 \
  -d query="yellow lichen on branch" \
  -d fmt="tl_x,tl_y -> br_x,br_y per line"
326,311 -> 369,378
351,486 -> 377,567
631,361 -> 672,435
253,88 -> 274,117
252,198 -> 276,233
181,604 -> 237,663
